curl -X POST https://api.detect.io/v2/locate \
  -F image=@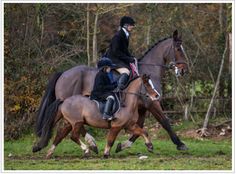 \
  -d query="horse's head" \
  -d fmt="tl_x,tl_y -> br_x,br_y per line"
142,74 -> 160,101
166,30 -> 188,77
